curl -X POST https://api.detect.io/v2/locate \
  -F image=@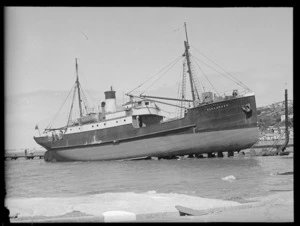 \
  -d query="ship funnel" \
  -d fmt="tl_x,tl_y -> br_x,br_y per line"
101,101 -> 106,119
104,86 -> 116,113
